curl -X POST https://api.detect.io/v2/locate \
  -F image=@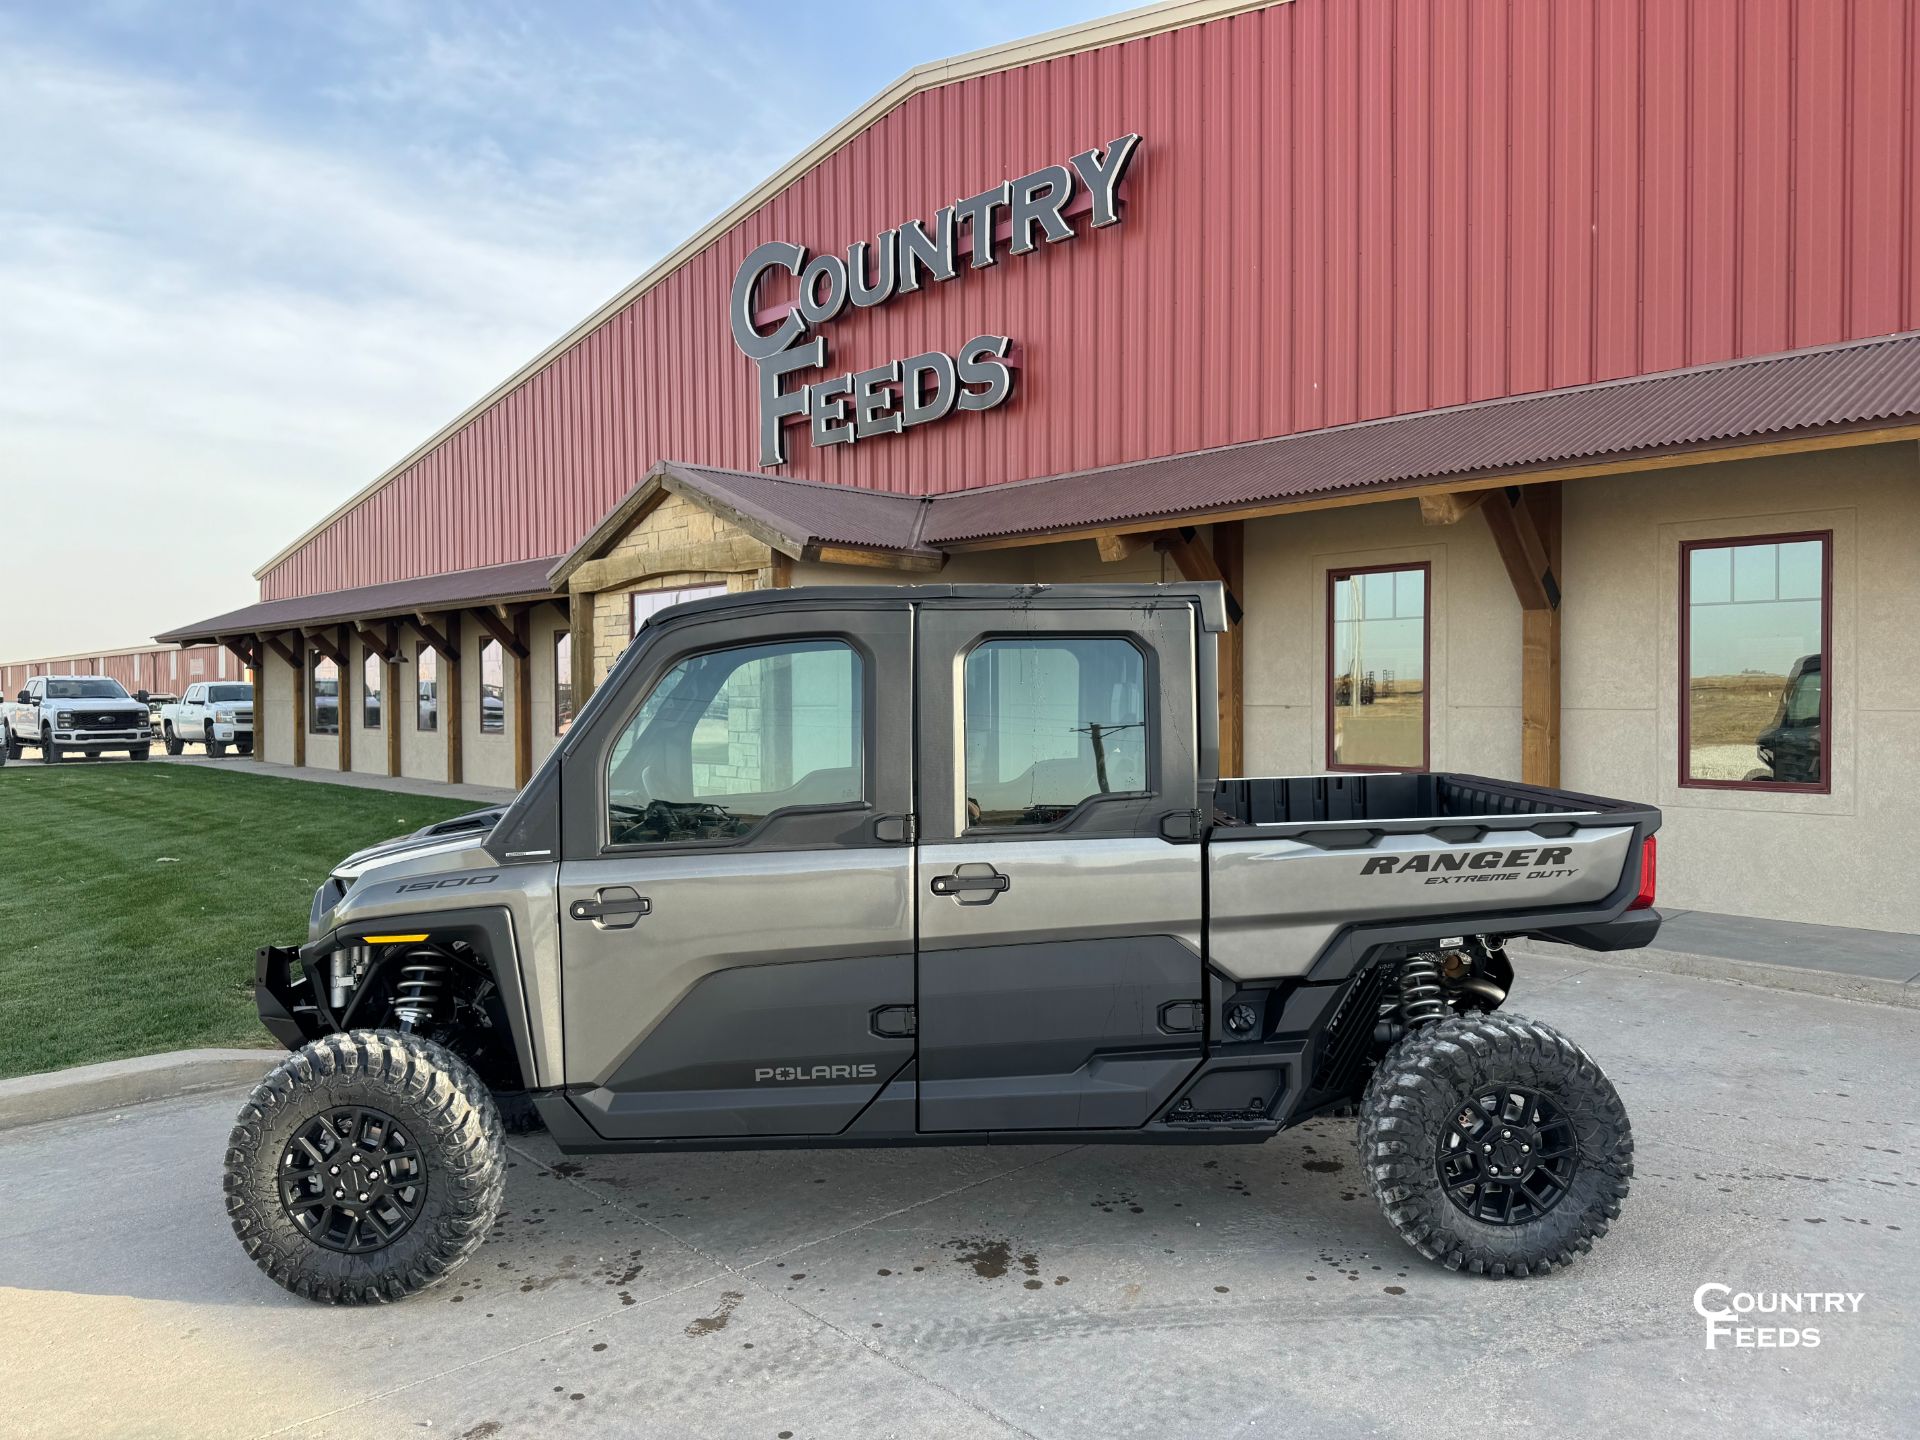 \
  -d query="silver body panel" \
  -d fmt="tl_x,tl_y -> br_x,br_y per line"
1208,822 -> 1635,980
